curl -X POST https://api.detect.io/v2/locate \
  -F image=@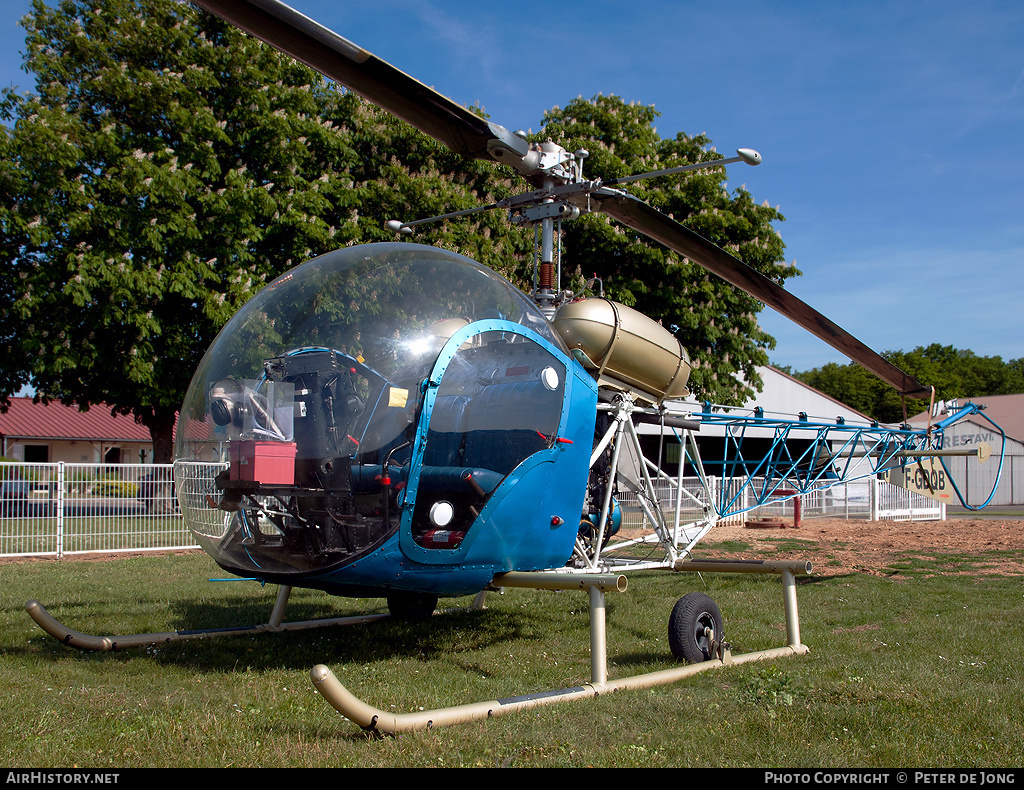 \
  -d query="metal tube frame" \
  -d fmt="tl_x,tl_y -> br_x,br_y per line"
694,401 -> 1003,515
571,396 -> 718,574
311,562 -> 811,734
24,585 -> 391,652
570,397 -> 1007,581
